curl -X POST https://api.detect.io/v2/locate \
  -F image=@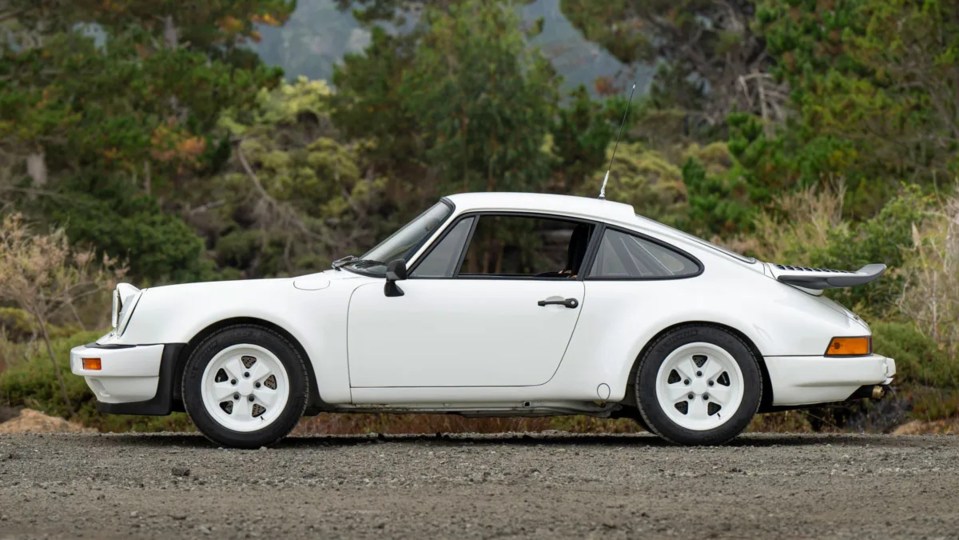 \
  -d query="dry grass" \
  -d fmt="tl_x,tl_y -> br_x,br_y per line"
294,413 -> 644,436
727,184 -> 846,262
899,195 -> 959,356
293,411 -> 841,436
